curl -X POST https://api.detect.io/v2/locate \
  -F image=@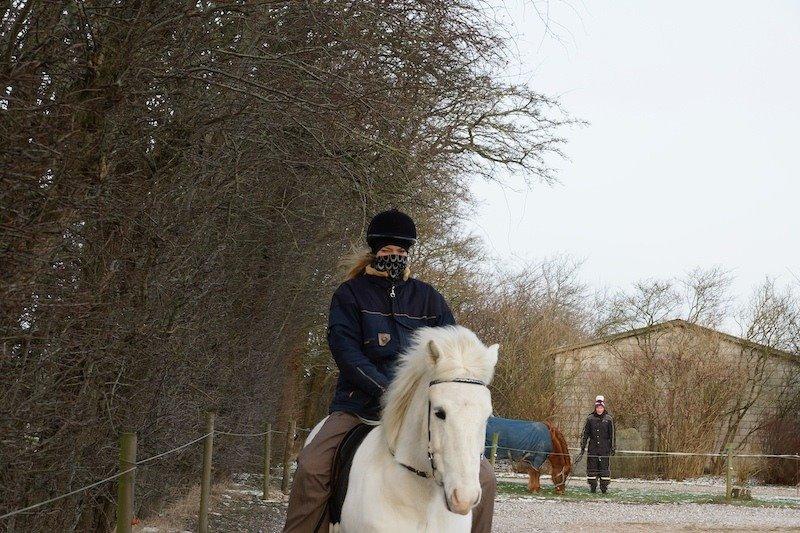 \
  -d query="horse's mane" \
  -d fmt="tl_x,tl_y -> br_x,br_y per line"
545,420 -> 572,476
381,326 -> 498,449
